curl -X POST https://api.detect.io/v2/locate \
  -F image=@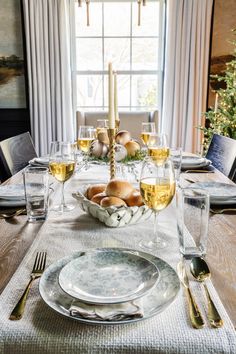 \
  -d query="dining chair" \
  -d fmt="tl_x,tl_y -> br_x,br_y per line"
205,134 -> 236,182
77,110 -> 159,143
0,132 -> 37,178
